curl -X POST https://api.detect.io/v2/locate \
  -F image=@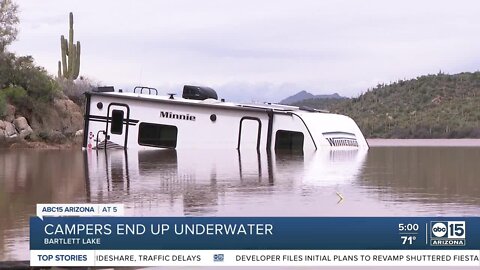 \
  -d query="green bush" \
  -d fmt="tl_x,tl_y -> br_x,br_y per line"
0,52 -> 59,103
0,85 -> 27,117
0,93 -> 6,117
11,55 -> 59,102
2,85 -> 27,103
0,53 -> 15,89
